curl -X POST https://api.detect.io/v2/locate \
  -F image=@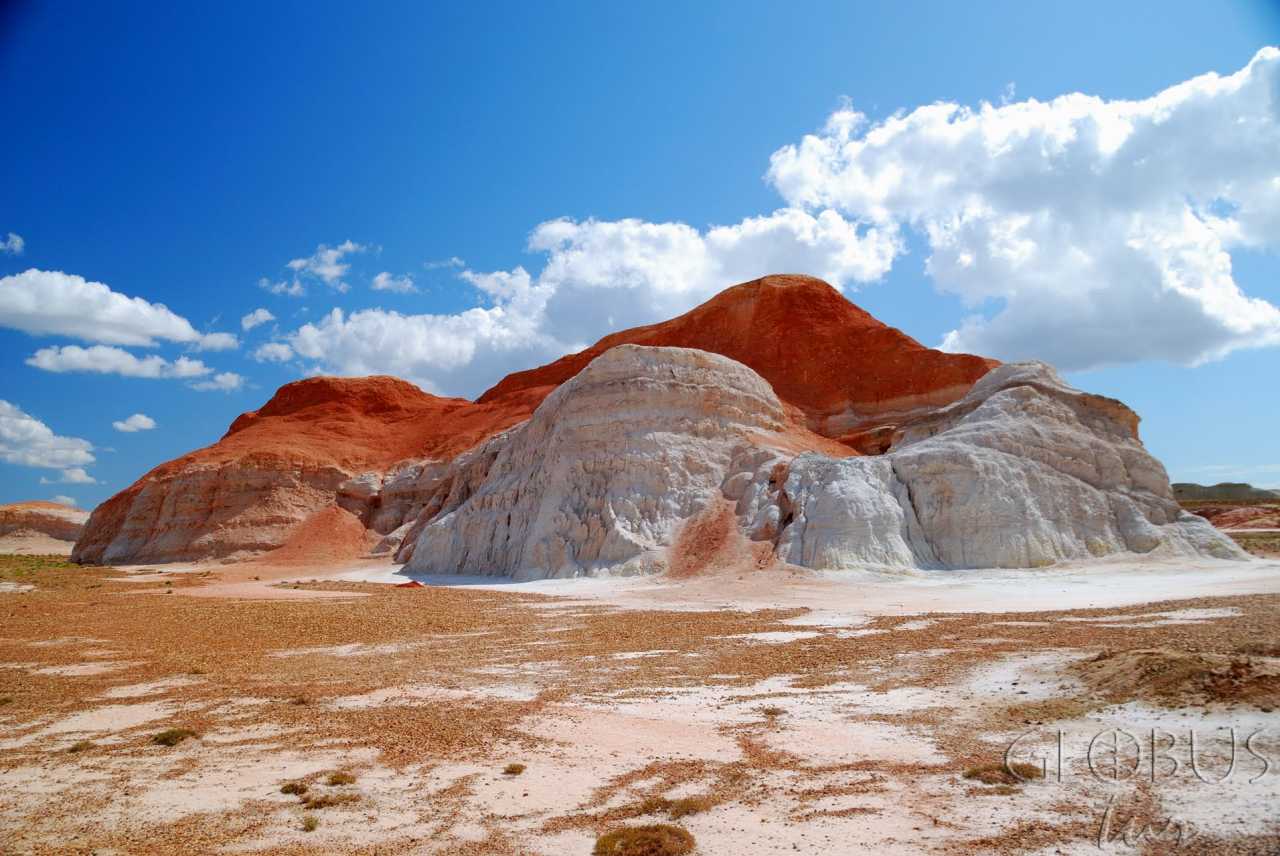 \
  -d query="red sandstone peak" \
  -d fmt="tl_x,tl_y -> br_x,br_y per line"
480,274 -> 997,434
